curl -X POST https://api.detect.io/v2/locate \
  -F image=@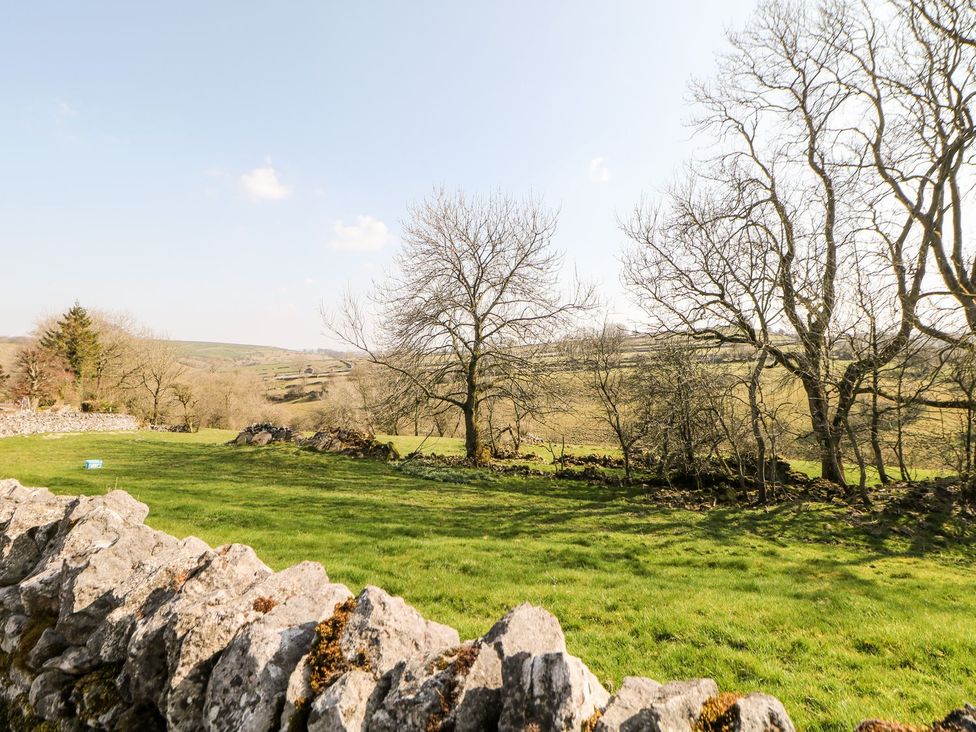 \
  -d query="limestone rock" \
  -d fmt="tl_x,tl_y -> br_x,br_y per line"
0,484 -> 816,732
278,585 -> 458,732
342,585 -> 460,676
202,562 -> 351,732
69,489 -> 149,525
595,677 -> 718,732
43,645 -> 98,675
0,487 -> 72,586
453,603 -> 568,731
124,543 -> 273,730
367,658 -> 450,732
88,534 -> 212,663
58,520 -> 176,645
724,693 -> 796,732
1,612 -> 29,653
499,651 -> 610,732
307,669 -> 378,732
251,431 -> 273,446
26,627 -> 68,671
937,703 -> 976,731
29,669 -> 74,720
0,409 -> 138,439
